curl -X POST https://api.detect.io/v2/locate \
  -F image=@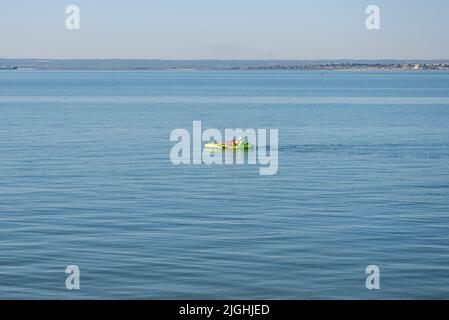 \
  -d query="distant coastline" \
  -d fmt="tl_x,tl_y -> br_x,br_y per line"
0,65 -> 18,70
1,59 -> 449,71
